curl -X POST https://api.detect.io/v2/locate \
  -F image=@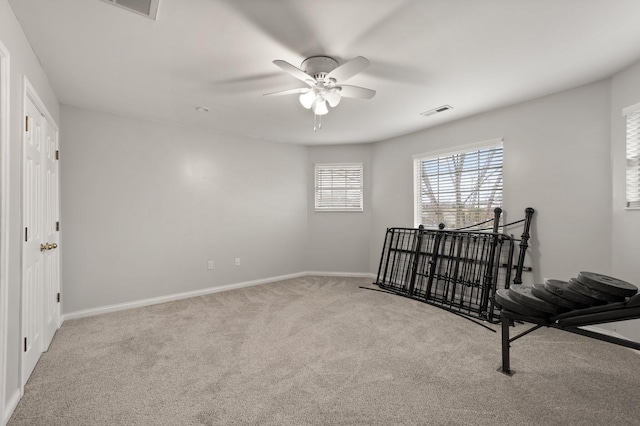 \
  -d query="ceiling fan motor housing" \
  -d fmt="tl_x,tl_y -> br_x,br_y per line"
301,56 -> 338,81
